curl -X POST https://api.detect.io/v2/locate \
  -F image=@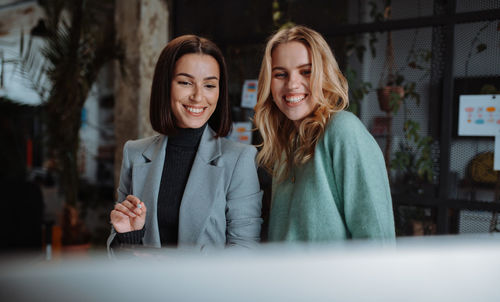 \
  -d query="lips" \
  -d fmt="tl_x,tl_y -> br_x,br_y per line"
183,105 -> 206,115
284,94 -> 307,105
